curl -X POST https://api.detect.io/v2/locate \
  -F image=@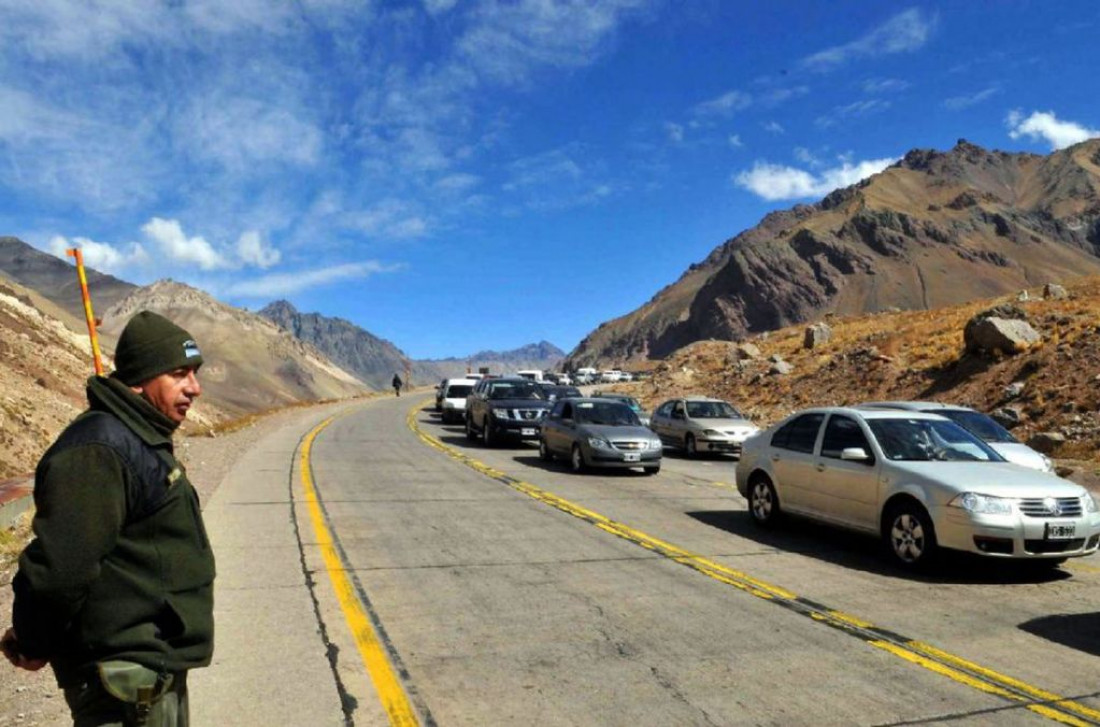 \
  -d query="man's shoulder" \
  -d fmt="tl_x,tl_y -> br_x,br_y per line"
47,411 -> 143,460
